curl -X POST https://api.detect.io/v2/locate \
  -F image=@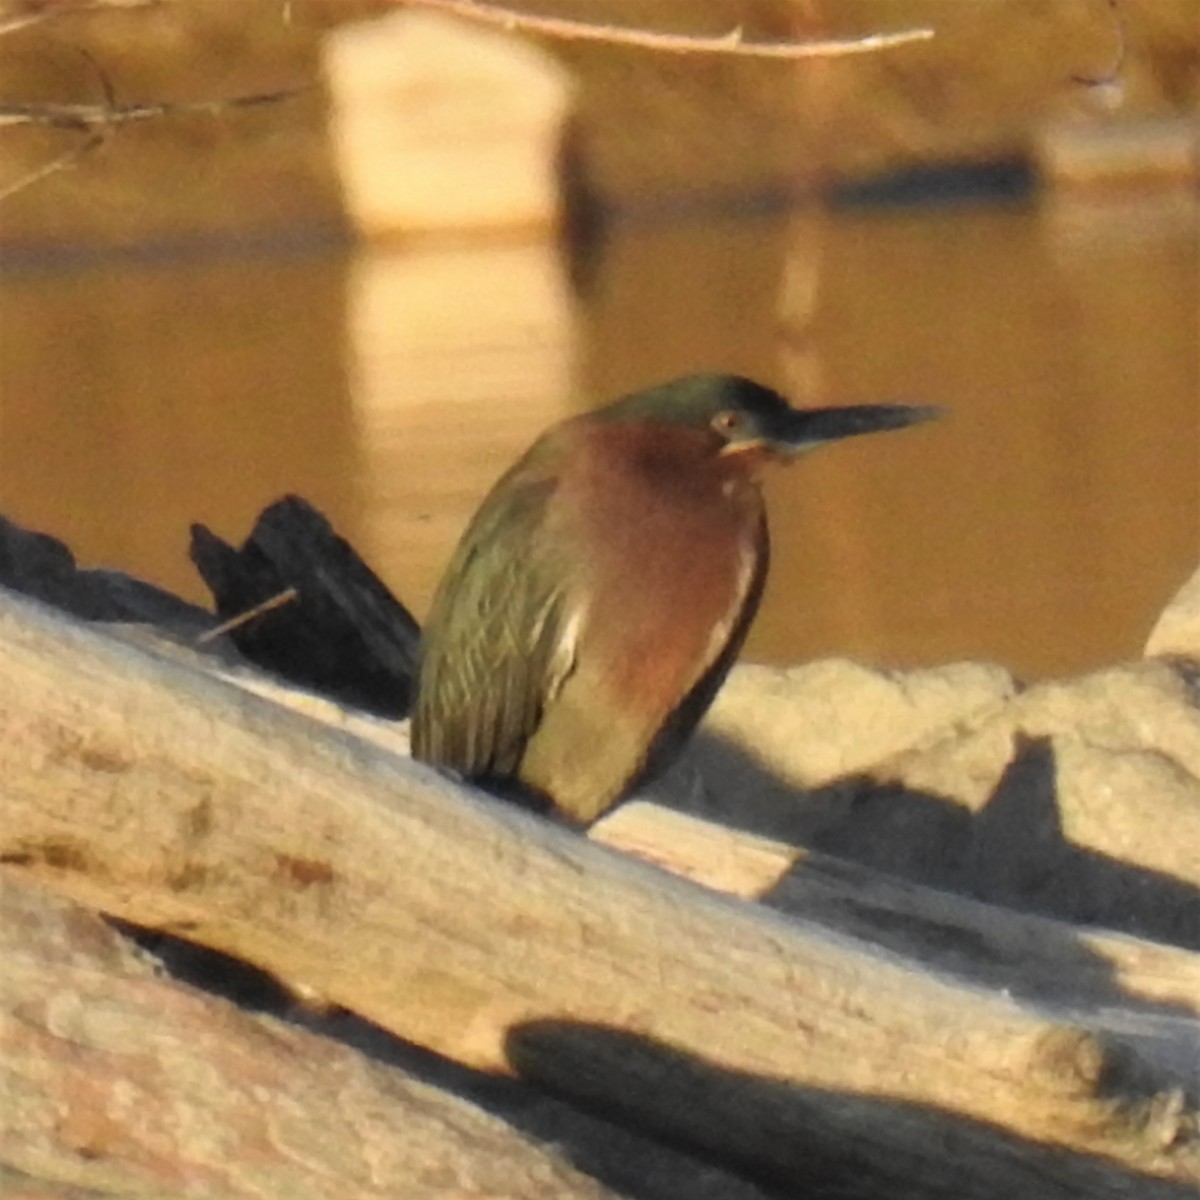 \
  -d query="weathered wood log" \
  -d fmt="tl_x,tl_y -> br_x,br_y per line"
1,867 -> 606,1199
660,659 -> 1200,952
0,587 -> 1196,1198
3,871 -> 780,1200
593,802 -> 1200,1021
145,619 -> 1200,1031
108,644 -> 1200,1023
